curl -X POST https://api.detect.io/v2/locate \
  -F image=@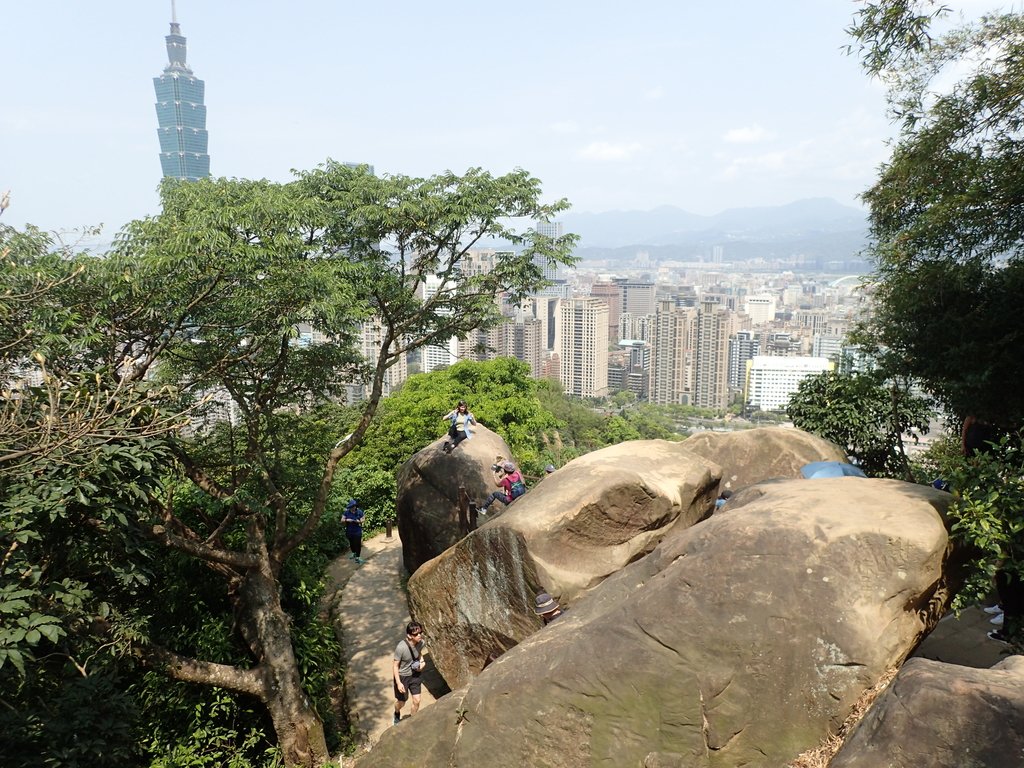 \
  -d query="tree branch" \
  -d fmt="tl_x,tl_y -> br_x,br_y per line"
136,643 -> 266,699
